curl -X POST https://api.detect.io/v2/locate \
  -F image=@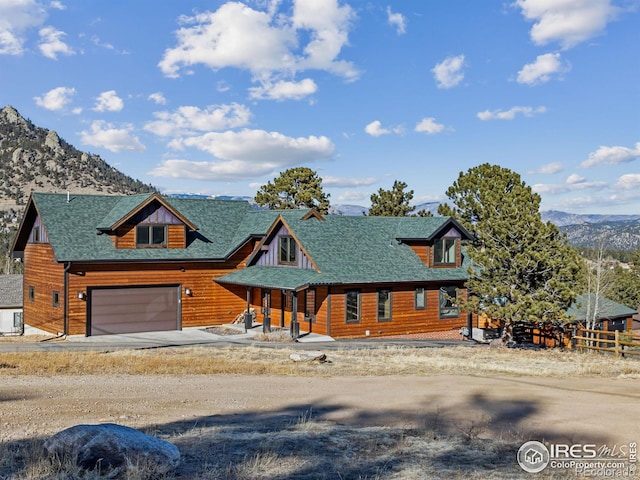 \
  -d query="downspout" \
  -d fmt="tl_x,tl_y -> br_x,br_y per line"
326,286 -> 331,337
63,262 -> 71,336
465,286 -> 473,340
